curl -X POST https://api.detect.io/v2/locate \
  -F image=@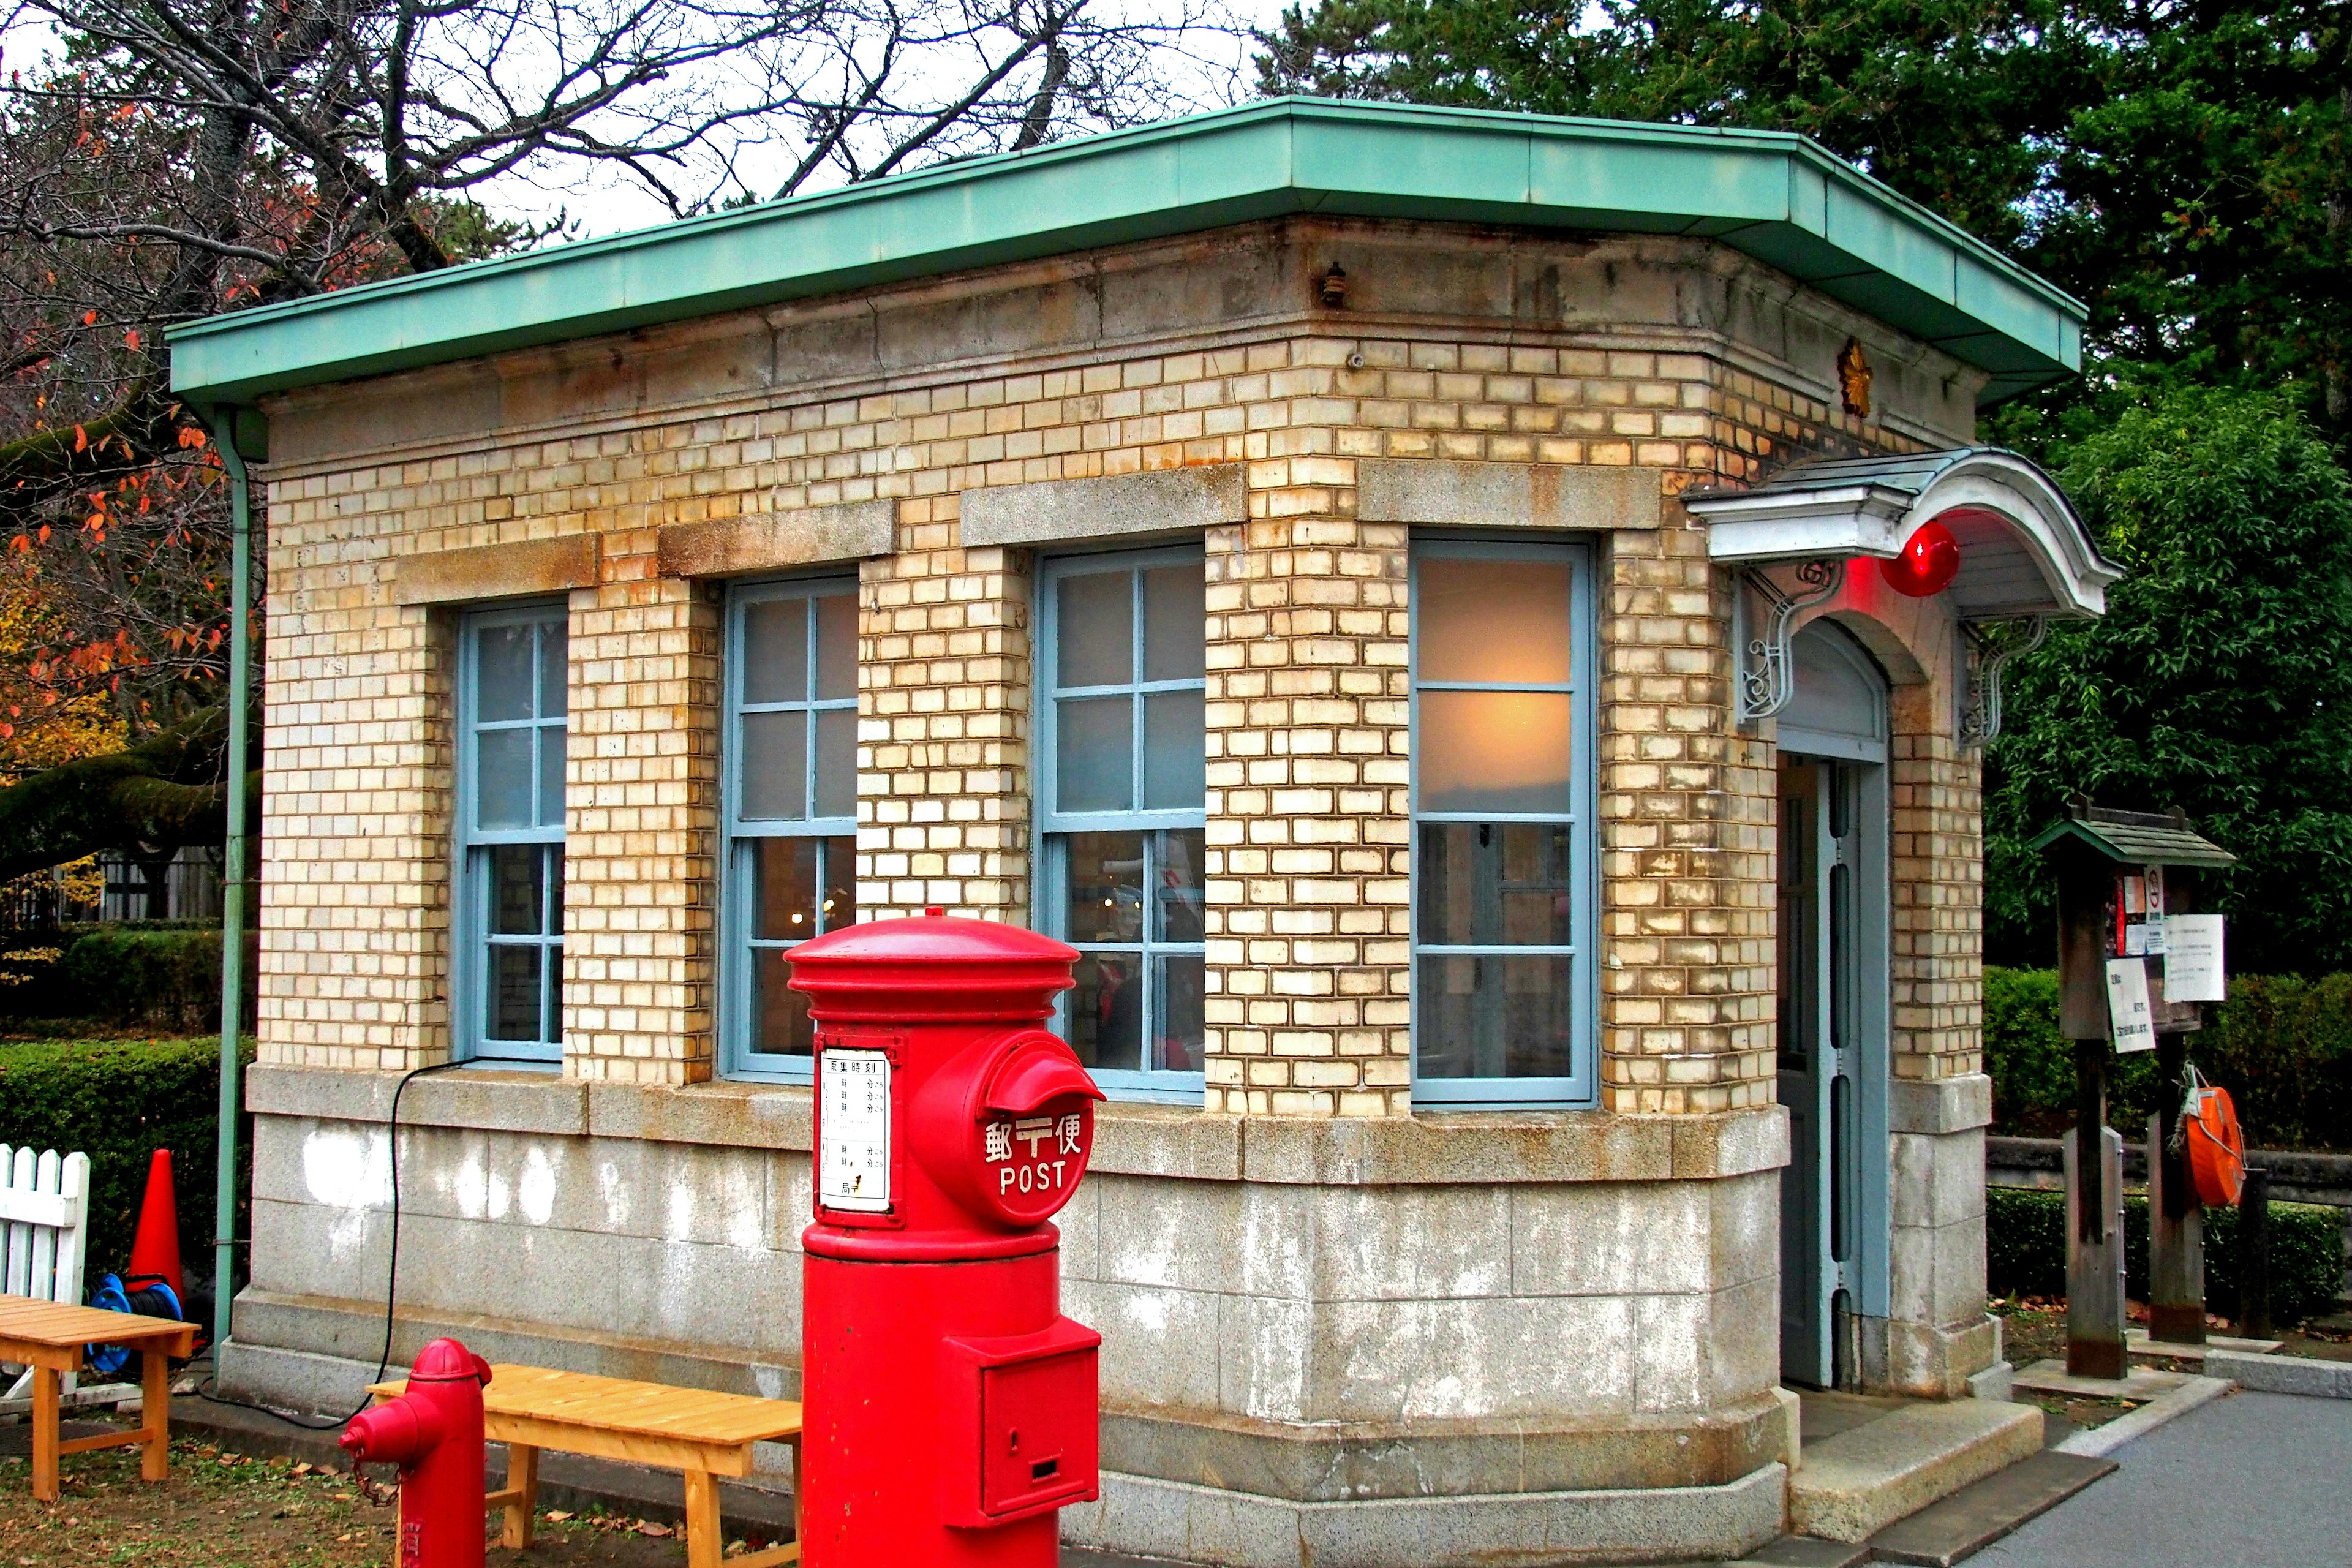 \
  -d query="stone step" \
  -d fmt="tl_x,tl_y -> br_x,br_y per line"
1864,1449 -> 2115,1566
1787,1399 -> 2045,1544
